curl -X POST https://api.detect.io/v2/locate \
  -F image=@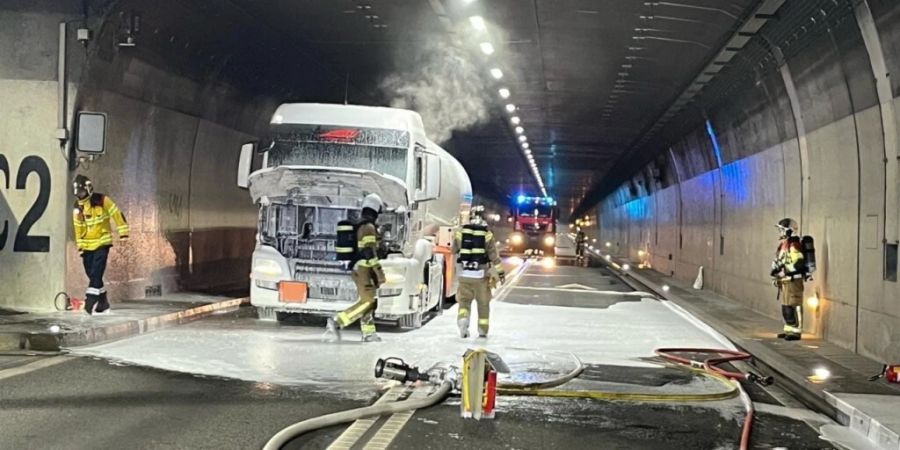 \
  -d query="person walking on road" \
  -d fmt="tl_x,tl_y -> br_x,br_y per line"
326,193 -> 386,343
72,175 -> 129,315
454,205 -> 505,338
